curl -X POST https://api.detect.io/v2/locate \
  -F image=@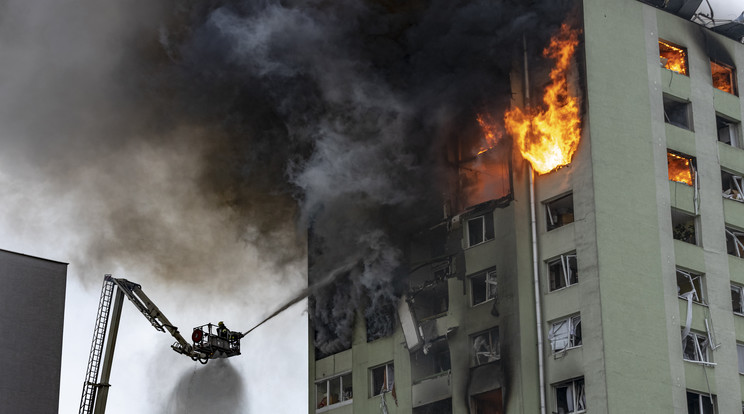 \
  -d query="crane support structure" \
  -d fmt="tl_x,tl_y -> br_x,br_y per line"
79,275 -> 240,414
